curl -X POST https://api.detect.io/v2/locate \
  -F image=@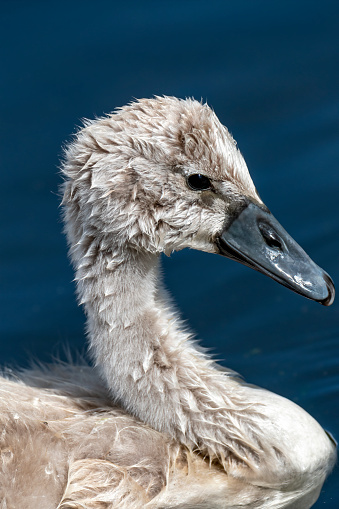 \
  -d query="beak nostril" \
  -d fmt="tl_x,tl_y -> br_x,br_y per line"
258,221 -> 283,251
